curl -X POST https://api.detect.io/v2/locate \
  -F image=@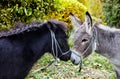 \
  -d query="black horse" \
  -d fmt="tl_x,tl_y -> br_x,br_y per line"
0,20 -> 80,79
